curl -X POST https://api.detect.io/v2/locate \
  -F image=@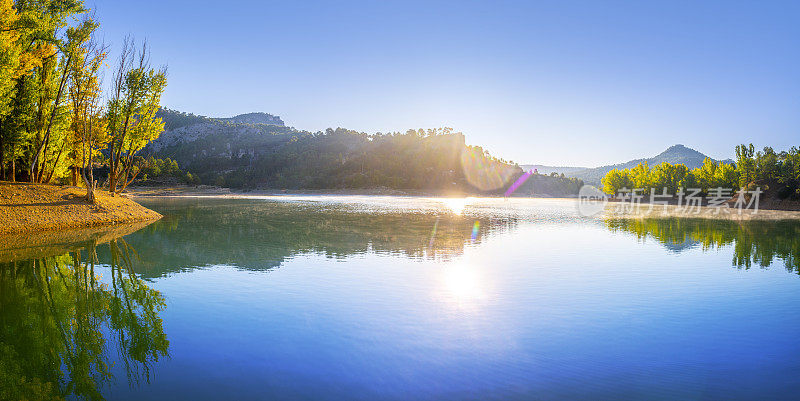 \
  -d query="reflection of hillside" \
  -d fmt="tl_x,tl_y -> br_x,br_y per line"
111,198 -> 519,277
606,218 -> 800,272
659,239 -> 700,253
0,239 -> 168,401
